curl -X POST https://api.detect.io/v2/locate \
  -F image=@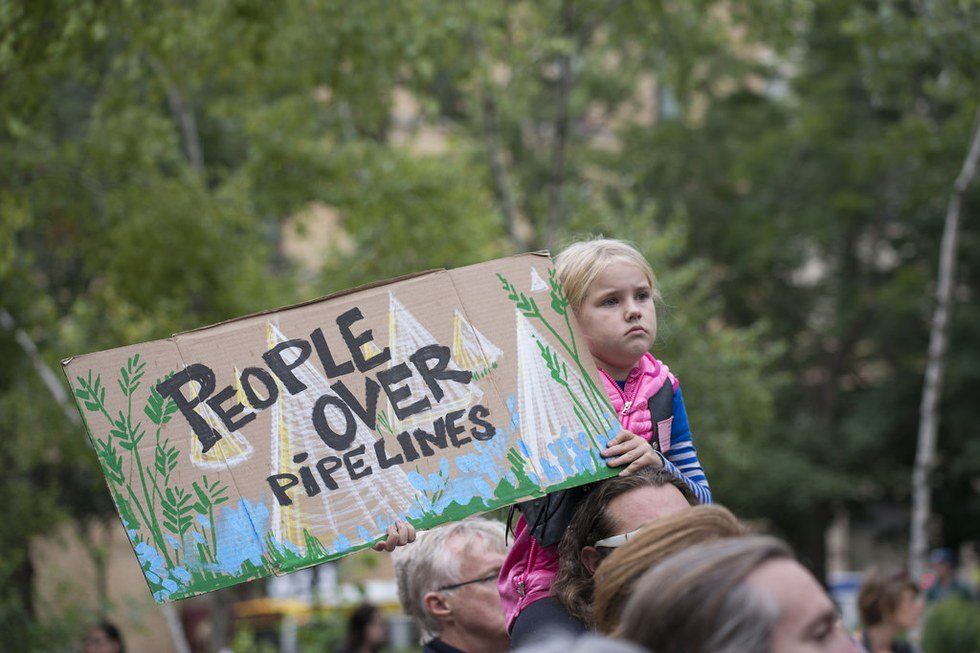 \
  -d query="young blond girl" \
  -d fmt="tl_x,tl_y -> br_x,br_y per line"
499,237 -> 712,640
